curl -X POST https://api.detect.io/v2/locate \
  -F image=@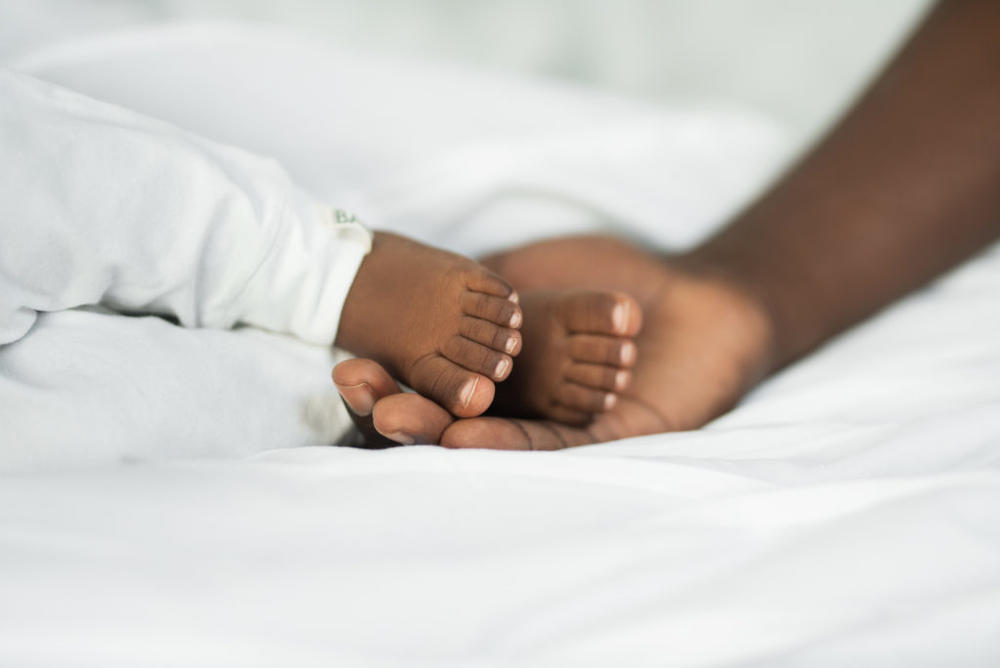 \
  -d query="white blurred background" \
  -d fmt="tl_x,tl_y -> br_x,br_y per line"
3,0 -> 931,145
